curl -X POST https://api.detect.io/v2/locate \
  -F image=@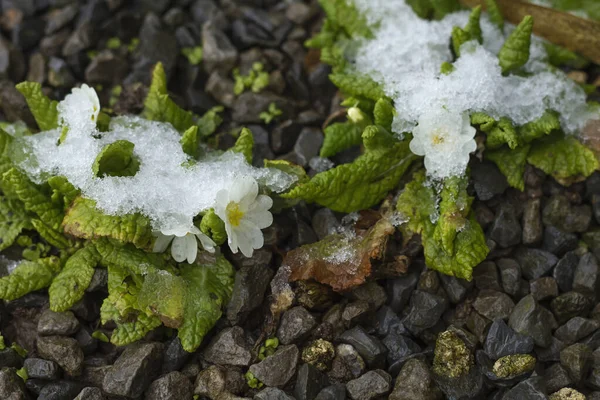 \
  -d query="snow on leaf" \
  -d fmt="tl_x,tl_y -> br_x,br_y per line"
0,257 -> 62,301
16,82 -> 59,131
180,126 -> 199,158
518,111 -> 561,143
